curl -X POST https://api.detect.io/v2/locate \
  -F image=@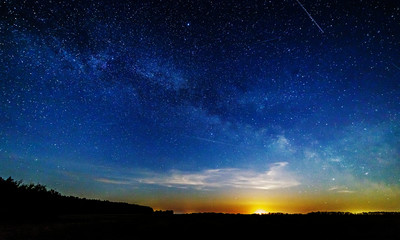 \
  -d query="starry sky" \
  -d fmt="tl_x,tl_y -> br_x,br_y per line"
1,0 -> 400,213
